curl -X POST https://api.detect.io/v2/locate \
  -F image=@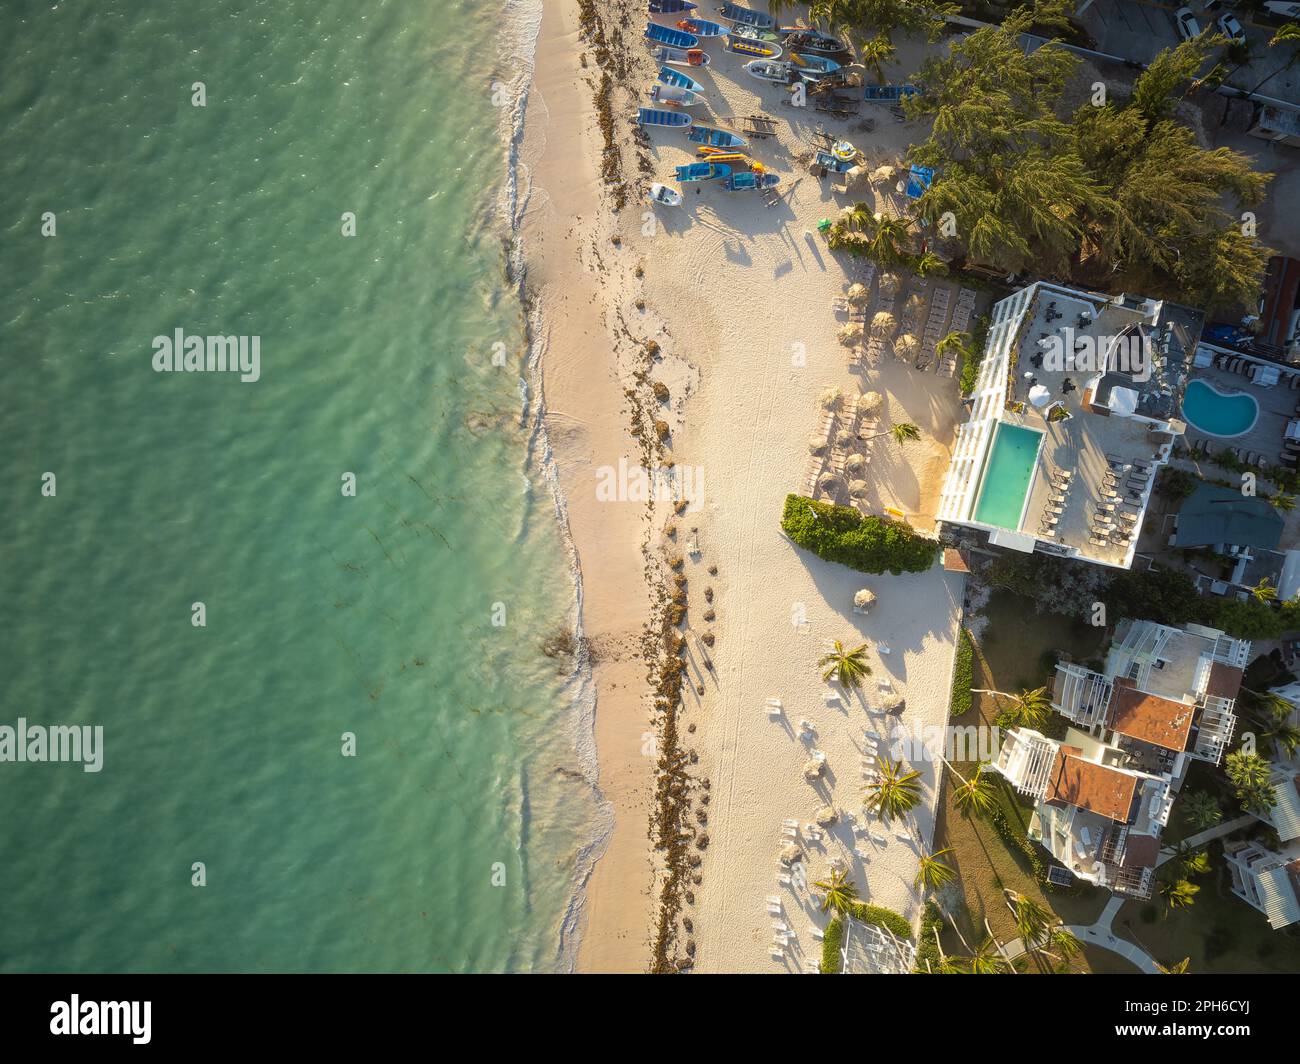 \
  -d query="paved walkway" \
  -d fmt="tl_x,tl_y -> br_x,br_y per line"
1155,815 -> 1255,866
1064,894 -> 1159,973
